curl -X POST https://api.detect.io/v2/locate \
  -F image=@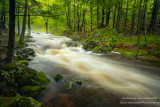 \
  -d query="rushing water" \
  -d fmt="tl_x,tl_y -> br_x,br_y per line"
28,32 -> 160,107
